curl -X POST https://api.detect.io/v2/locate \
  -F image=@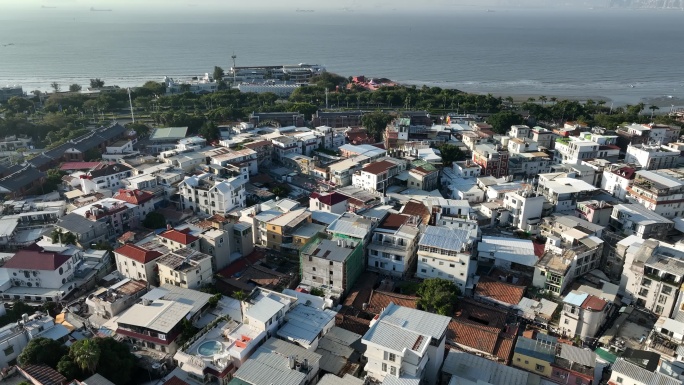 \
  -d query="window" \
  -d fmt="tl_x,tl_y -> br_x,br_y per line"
421,258 -> 427,262
449,264 -> 455,268
655,305 -> 664,314
3,346 -> 14,356
308,256 -> 313,262
616,377 -> 623,384
329,261 -> 334,266
421,269 -> 427,273
564,319 -> 569,325
312,267 -> 316,272
535,364 -> 544,372
388,353 -> 396,362
390,366 -> 397,375
382,363 -> 387,372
